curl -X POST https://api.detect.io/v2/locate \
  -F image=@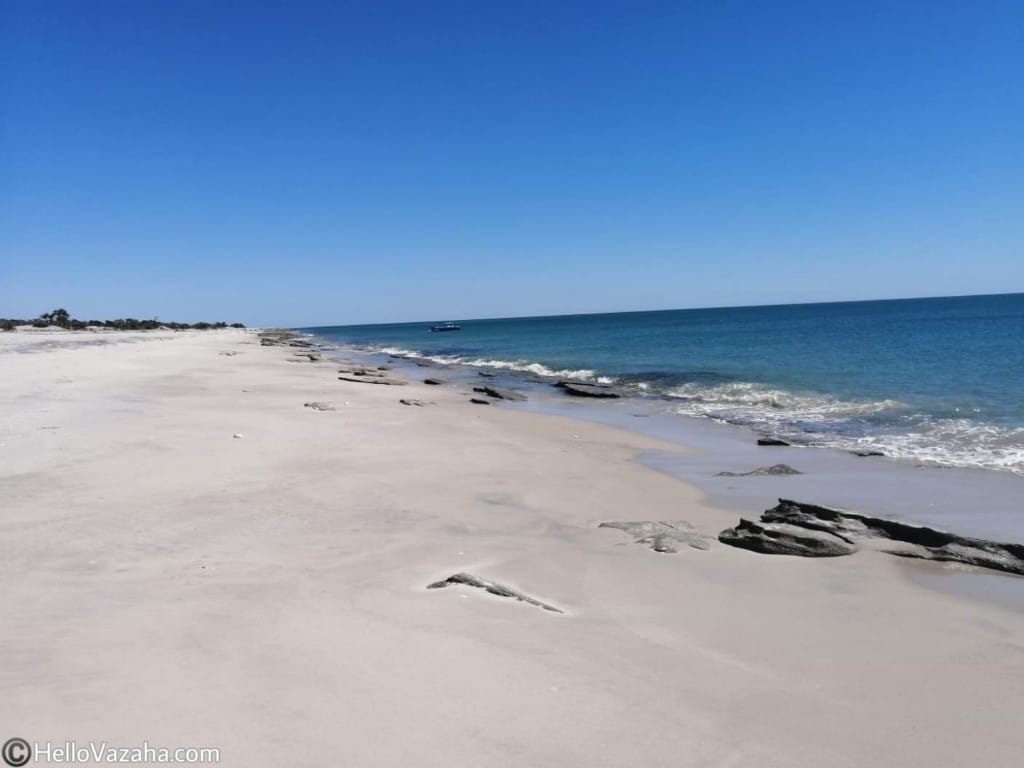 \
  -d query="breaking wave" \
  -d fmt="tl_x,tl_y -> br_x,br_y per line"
374,346 -> 614,383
